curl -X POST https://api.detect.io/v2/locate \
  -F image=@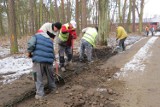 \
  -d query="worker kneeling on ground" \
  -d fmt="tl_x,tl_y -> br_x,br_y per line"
79,26 -> 98,63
